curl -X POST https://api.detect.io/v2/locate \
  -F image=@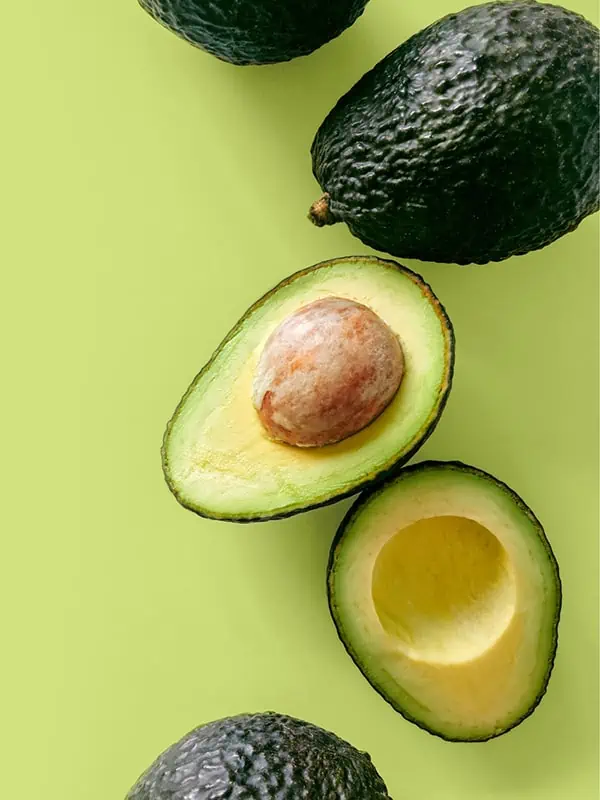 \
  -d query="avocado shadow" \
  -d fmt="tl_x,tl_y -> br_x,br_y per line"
226,497 -> 352,624
183,4 -> 410,229
411,214 -> 599,487
410,216 -> 599,795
